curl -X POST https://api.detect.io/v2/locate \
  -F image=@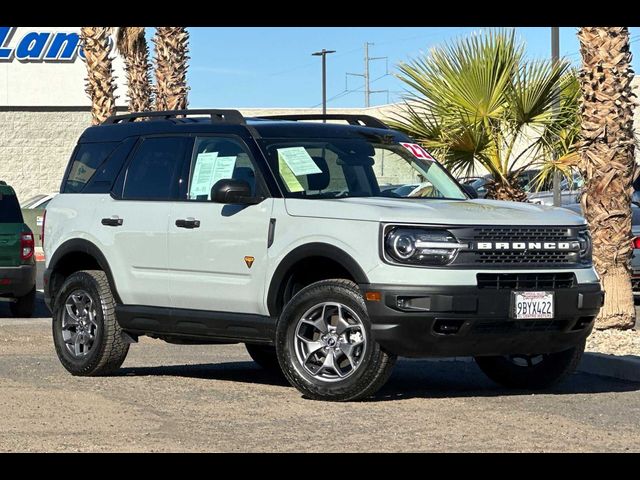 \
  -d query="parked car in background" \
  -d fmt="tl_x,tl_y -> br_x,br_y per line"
527,172 -> 584,207
20,193 -> 57,210
459,176 -> 490,198
0,181 -> 36,317
565,201 -> 640,299
19,193 -> 55,250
